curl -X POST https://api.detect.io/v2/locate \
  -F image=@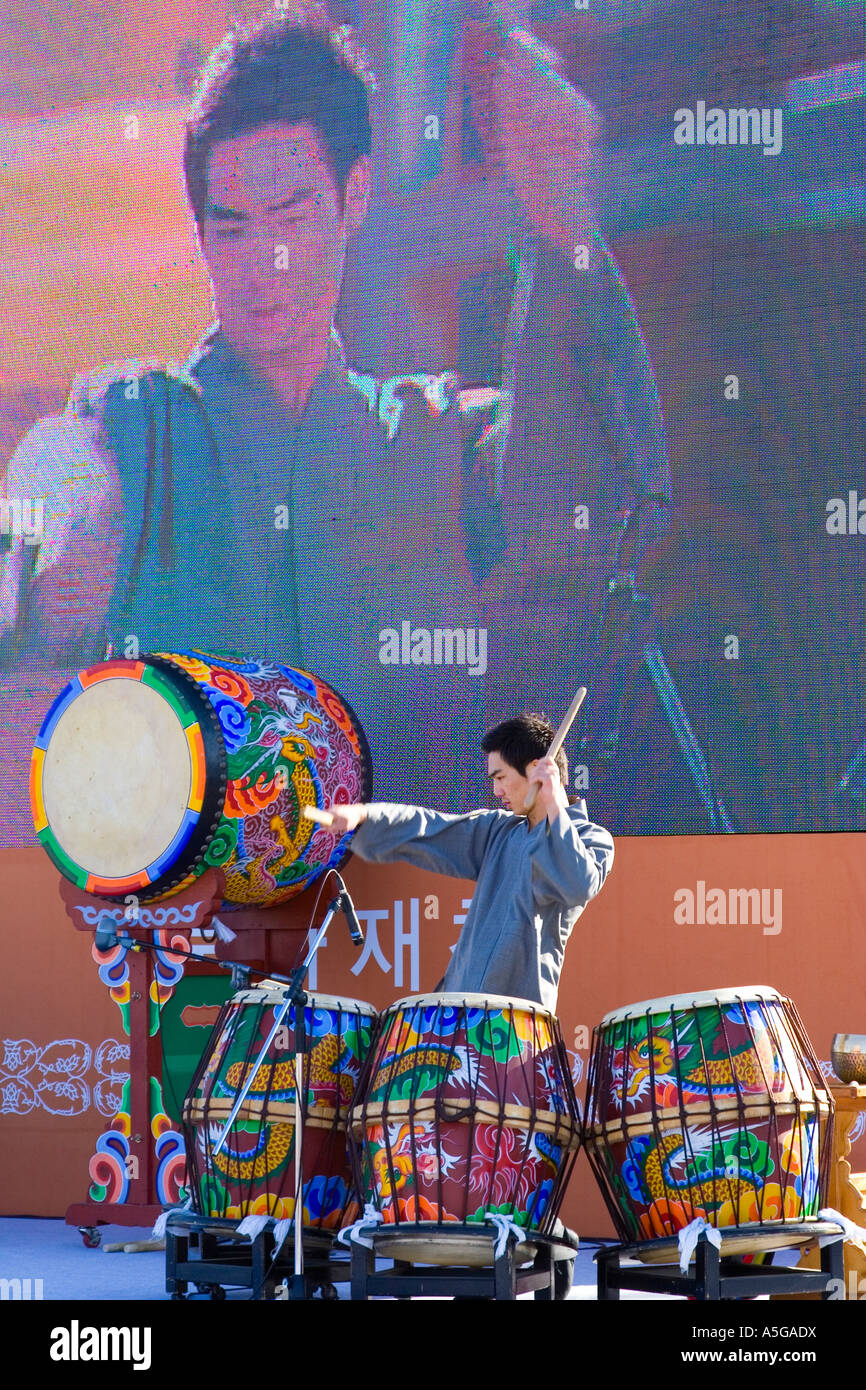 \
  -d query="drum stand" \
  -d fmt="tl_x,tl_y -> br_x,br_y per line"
348,1225 -> 580,1301
594,1221 -> 846,1301
164,1213 -> 344,1301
